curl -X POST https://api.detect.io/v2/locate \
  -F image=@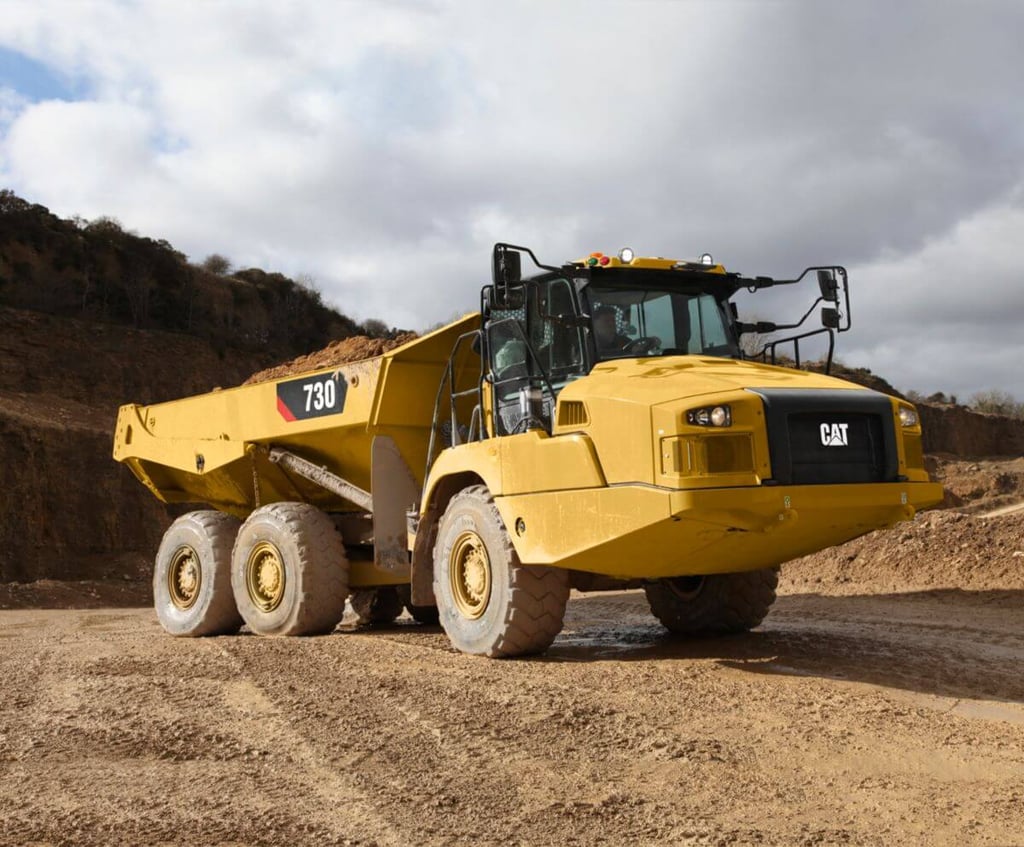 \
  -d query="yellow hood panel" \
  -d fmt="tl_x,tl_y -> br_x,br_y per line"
560,356 -> 869,407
